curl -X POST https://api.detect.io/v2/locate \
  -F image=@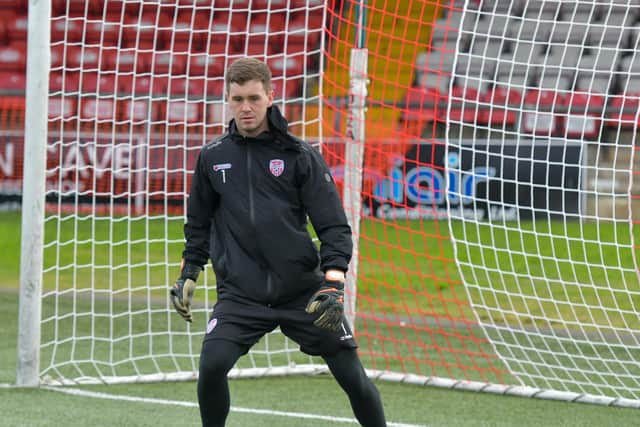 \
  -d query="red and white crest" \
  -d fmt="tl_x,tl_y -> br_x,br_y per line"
269,159 -> 285,177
